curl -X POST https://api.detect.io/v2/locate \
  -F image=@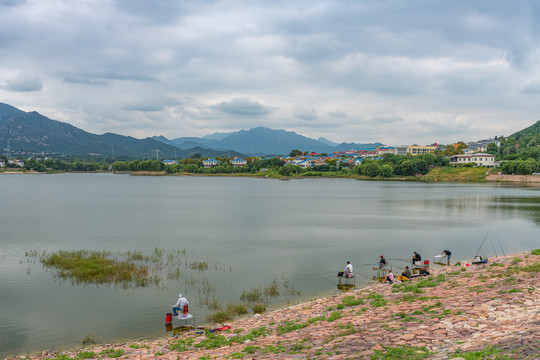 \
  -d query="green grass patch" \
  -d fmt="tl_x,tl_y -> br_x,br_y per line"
243,345 -> 260,354
262,343 -> 285,354
229,326 -> 269,344
531,249 -> 540,255
169,337 -> 195,352
426,167 -> 489,181
371,345 -> 432,359
76,351 -> 96,359
308,315 -> 326,323
422,301 -> 442,312
341,295 -> 364,307
276,320 -> 309,335
326,311 -> 343,322
100,348 -> 125,358
367,292 -> 388,307
515,263 -> 540,273
498,288 -> 522,294
450,345 -> 505,359
51,356 -> 74,360
490,262 -> 504,267
194,333 -> 229,349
